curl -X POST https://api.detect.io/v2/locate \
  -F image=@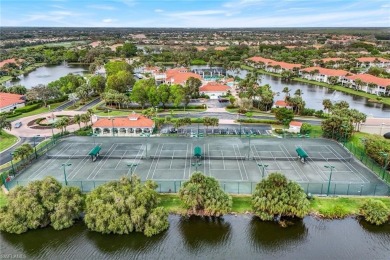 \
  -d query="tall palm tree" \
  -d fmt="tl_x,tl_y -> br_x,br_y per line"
282,87 -> 291,100
294,89 -> 303,97
81,114 -> 90,127
74,114 -> 82,130
322,99 -> 333,114
354,78 -> 364,91
87,109 -> 94,126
